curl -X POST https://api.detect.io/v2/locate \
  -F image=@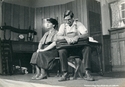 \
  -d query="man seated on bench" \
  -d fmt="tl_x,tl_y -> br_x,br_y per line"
57,10 -> 94,81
